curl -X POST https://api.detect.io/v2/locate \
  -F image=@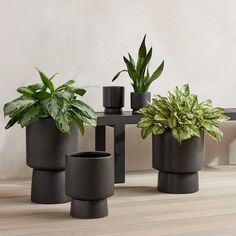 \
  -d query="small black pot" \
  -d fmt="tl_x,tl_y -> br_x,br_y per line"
130,92 -> 151,114
65,151 -> 114,218
152,131 -> 204,194
26,118 -> 78,204
103,86 -> 125,114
